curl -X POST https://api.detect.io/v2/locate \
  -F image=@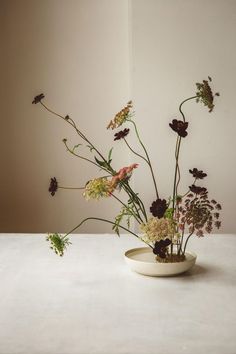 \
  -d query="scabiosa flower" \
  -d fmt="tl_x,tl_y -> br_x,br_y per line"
107,101 -> 133,130
83,178 -> 114,200
189,184 -> 207,195
150,199 -> 167,218
169,119 -> 189,138
196,77 -> 220,112
114,128 -> 130,141
153,239 -> 172,258
189,168 -> 207,179
140,218 -> 175,244
32,93 -> 45,104
49,177 -> 58,196
46,233 -> 71,256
